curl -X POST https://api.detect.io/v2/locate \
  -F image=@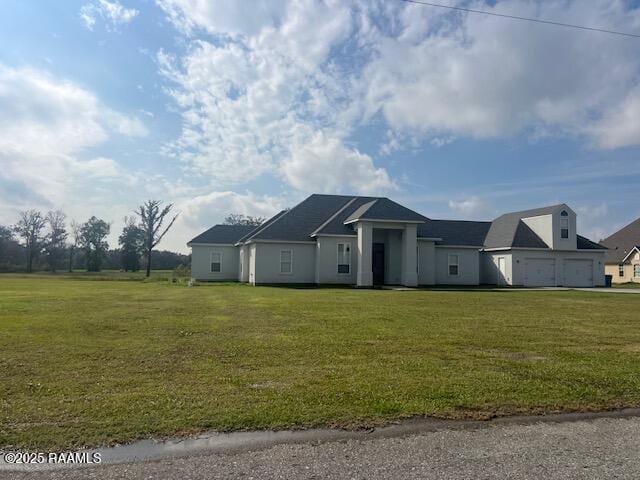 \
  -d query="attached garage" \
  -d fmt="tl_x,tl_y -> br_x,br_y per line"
523,258 -> 556,287
562,259 -> 593,287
